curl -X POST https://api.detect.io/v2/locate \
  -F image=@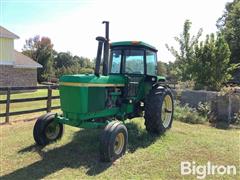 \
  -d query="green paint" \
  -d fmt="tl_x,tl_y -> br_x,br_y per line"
60,74 -> 125,84
56,108 -> 119,128
57,41 -> 167,130
60,86 -> 89,114
88,87 -> 105,112
111,41 -> 157,51
157,76 -> 166,82
60,74 -> 126,115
